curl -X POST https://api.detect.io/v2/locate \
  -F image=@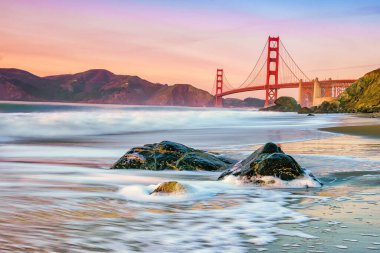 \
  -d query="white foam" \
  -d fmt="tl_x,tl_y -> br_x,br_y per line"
118,179 -> 317,252
0,107 -> 332,140
222,171 -> 322,189
118,180 -> 238,203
